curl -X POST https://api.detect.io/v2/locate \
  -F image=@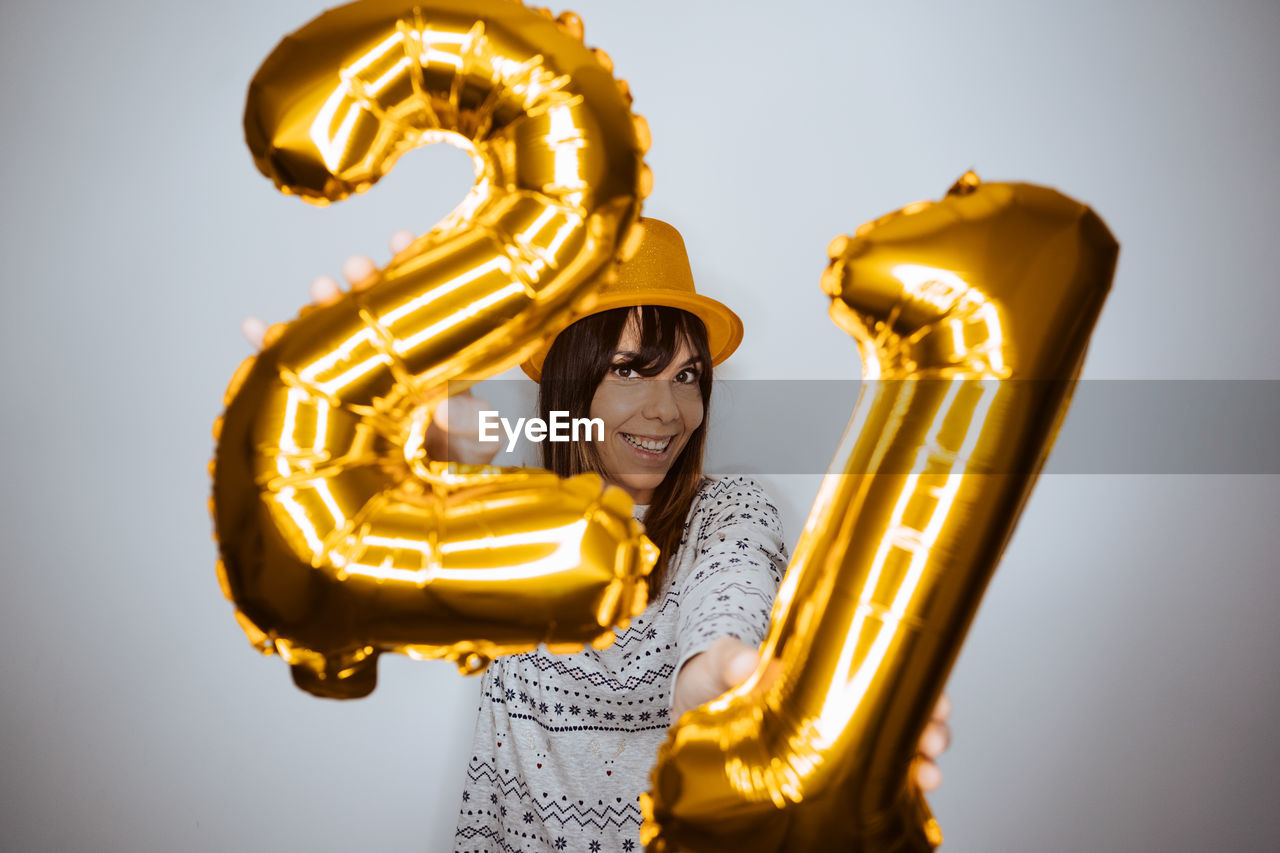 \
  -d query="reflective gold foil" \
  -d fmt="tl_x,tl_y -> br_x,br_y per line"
211,0 -> 654,699
642,173 -> 1119,851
